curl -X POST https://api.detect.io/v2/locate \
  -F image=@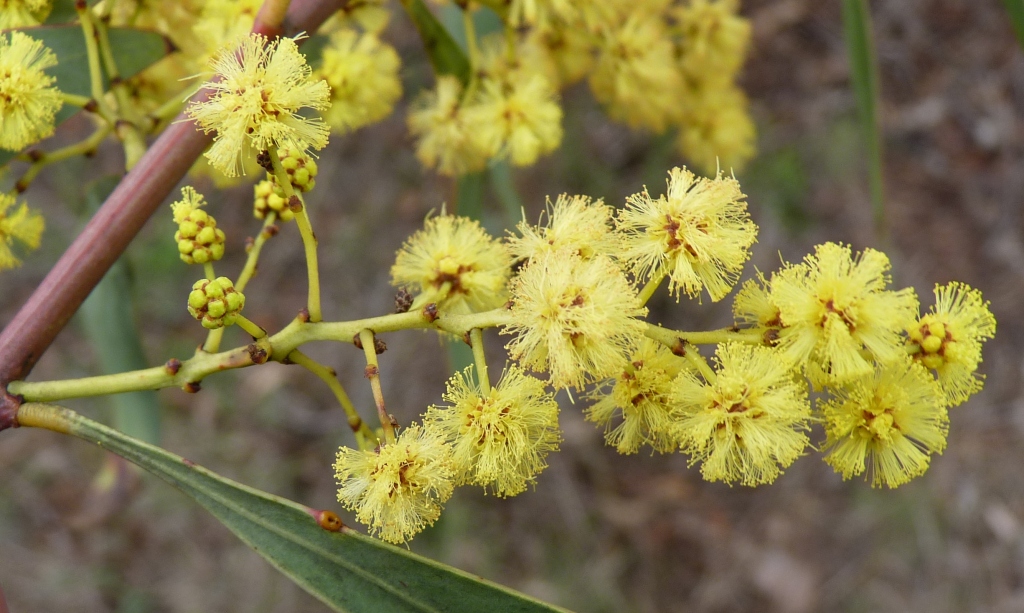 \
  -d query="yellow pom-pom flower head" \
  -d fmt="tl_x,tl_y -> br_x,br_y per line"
677,83 -> 757,175
907,282 -> 996,406
508,193 -> 617,262
408,76 -> 493,176
674,0 -> 751,84
586,338 -> 686,454
0,0 -> 51,29
472,73 -> 563,167
589,14 -> 683,132
187,277 -> 244,329
617,167 -> 757,302
390,214 -> 512,314
0,192 -> 44,271
318,28 -> 402,133
334,425 -> 454,544
186,34 -> 330,177
504,250 -> 647,390
770,242 -> 918,385
424,365 -> 561,497
0,31 -> 63,152
171,187 -> 226,265
822,359 -> 948,489
672,343 -> 811,486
